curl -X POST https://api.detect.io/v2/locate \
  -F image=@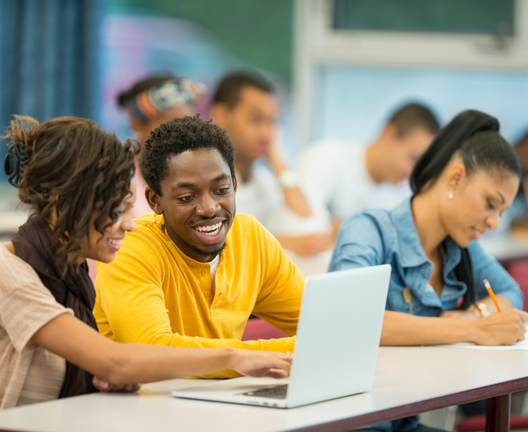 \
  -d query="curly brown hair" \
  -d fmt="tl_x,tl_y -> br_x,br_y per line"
3,115 -> 136,266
